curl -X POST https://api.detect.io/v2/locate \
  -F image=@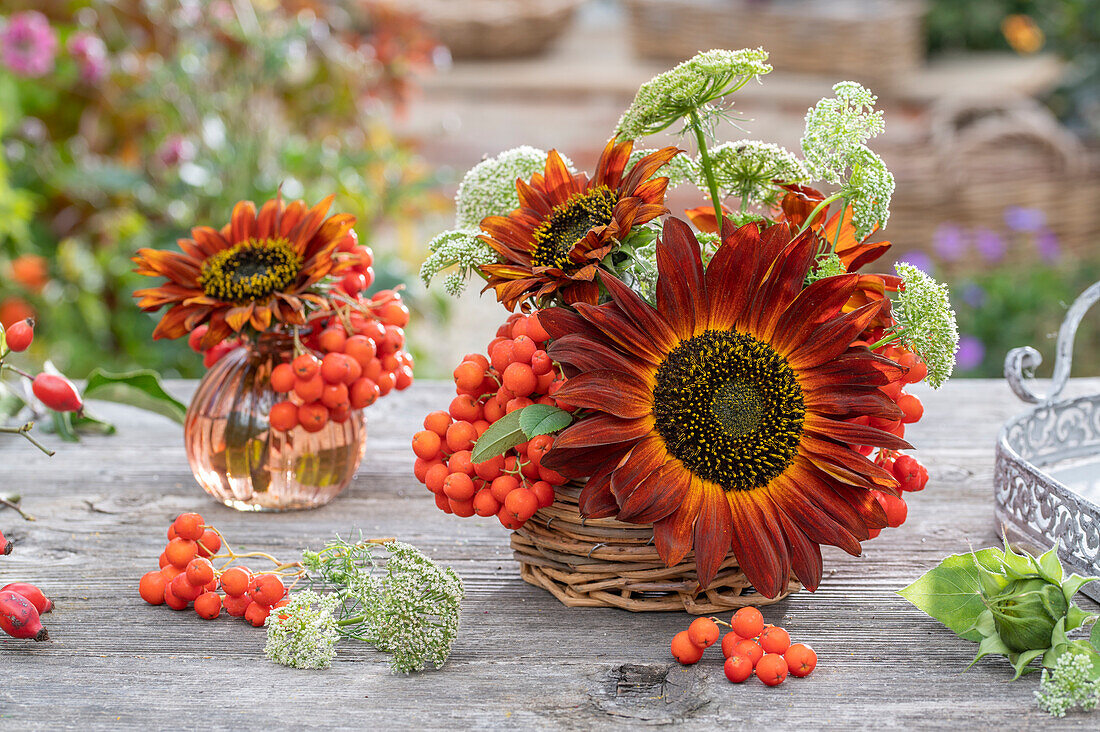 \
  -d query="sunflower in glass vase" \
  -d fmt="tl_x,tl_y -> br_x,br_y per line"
413,49 -> 957,610
134,194 -> 414,511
